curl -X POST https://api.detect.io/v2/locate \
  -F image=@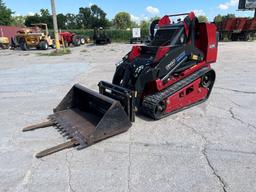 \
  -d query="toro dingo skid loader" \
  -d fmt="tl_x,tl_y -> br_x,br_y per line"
23,12 -> 218,158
